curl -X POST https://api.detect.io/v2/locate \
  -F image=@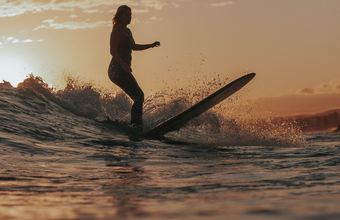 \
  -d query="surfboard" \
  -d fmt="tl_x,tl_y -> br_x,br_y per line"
144,73 -> 256,137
